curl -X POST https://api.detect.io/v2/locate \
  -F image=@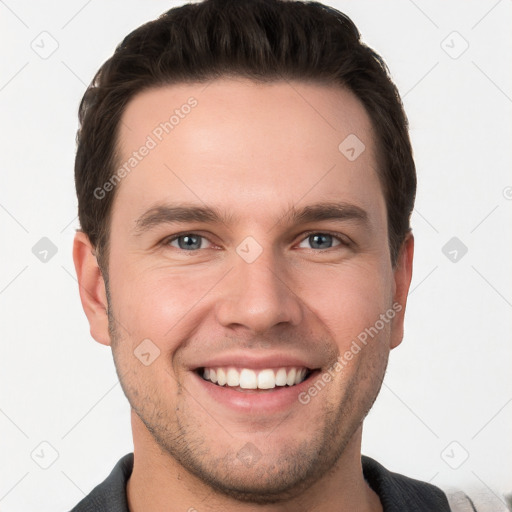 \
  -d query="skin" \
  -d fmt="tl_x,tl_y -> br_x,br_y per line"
73,78 -> 414,512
